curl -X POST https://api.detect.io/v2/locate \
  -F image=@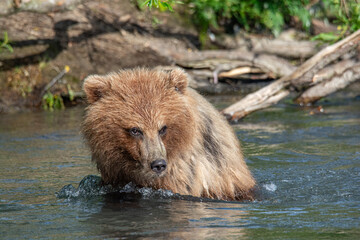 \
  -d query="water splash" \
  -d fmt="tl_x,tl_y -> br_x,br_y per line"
56,175 -> 176,200
57,175 -> 267,202
56,175 -> 117,199
263,183 -> 277,192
